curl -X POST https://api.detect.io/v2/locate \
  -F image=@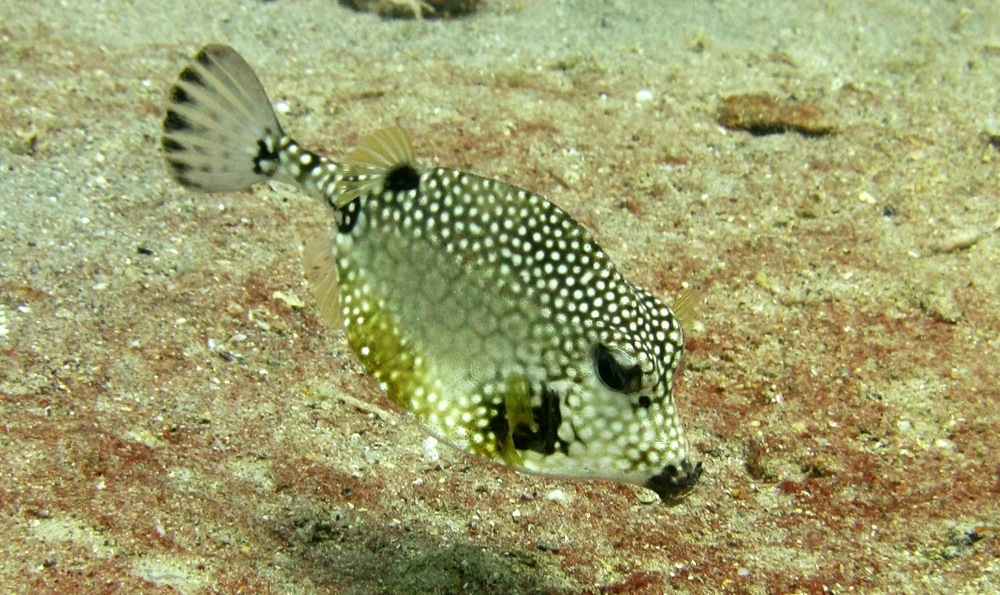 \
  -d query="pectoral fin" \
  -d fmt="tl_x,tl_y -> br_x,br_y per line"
498,372 -> 537,468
